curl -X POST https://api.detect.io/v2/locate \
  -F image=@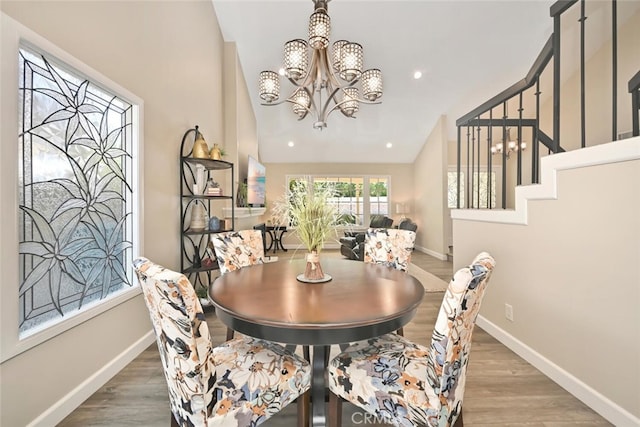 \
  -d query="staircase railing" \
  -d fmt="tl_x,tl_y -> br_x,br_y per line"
455,0 -> 639,210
